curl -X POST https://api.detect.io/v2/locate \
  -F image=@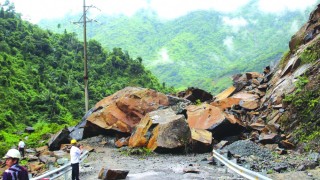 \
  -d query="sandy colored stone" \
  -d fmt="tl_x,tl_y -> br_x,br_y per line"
231,92 -> 260,101
215,86 -> 236,101
250,122 -> 266,131
87,87 -> 169,133
187,104 -> 226,130
239,100 -> 260,110
211,97 -> 241,110
147,115 -> 190,152
190,128 -> 212,145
